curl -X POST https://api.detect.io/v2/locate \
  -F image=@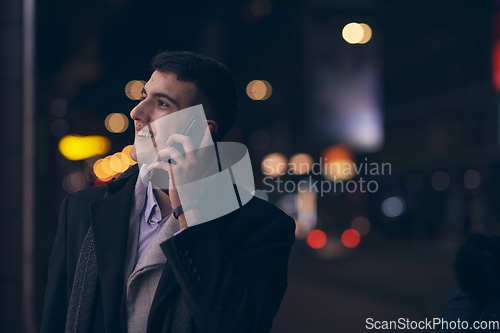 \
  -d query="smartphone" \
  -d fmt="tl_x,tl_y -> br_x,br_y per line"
148,116 -> 207,190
